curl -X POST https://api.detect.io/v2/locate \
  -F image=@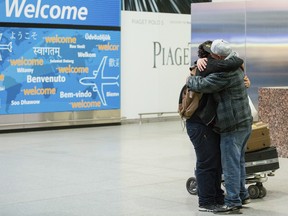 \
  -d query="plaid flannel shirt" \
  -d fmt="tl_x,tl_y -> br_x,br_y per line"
186,68 -> 252,133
